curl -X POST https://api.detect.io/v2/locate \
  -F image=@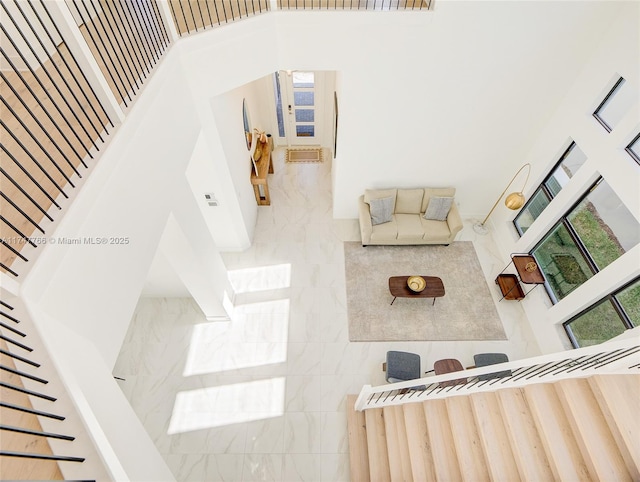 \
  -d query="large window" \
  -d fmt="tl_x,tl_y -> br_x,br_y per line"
593,77 -> 636,132
564,278 -> 639,348
532,178 -> 640,303
514,142 -> 587,234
